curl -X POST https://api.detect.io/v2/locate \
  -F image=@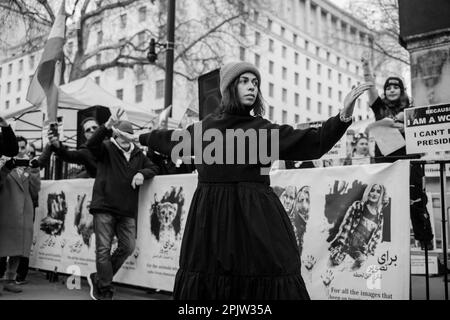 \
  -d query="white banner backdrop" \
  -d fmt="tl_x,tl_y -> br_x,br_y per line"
30,161 -> 410,299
